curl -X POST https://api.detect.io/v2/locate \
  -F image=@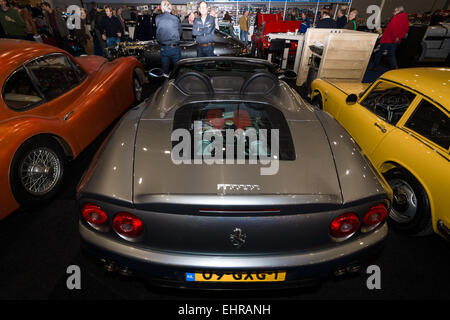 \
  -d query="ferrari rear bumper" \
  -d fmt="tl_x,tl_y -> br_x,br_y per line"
79,220 -> 387,287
